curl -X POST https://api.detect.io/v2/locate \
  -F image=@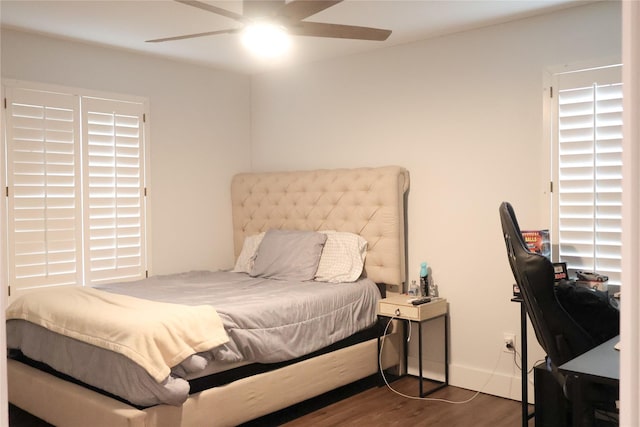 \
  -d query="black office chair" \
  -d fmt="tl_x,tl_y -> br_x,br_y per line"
499,202 -> 617,426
